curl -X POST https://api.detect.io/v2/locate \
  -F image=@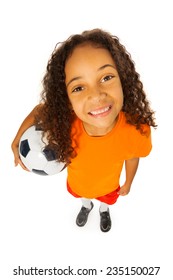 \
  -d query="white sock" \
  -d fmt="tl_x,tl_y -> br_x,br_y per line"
99,202 -> 109,212
81,198 -> 92,209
